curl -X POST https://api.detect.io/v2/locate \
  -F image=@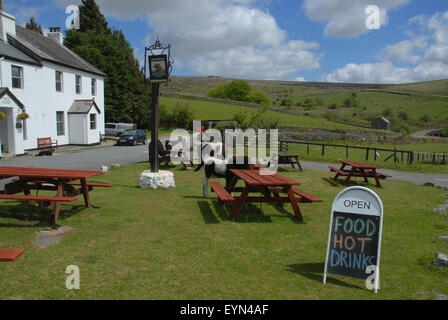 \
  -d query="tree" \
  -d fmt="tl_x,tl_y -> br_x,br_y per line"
25,17 -> 43,34
64,0 -> 152,129
78,0 -> 109,34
